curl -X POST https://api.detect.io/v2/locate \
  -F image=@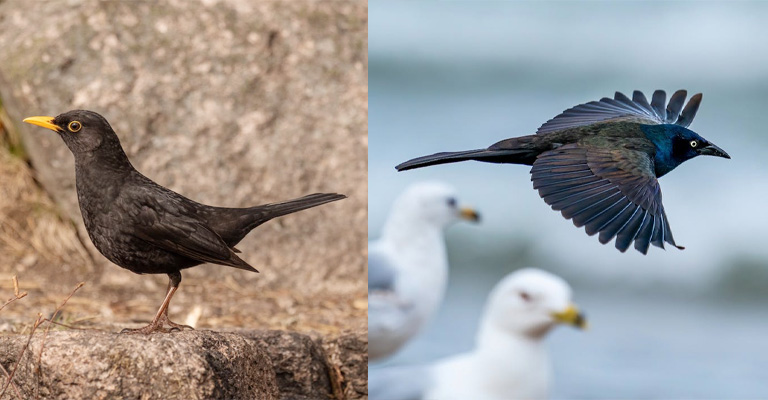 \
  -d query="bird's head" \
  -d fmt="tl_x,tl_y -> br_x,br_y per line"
392,182 -> 480,228
642,124 -> 730,177
482,268 -> 587,339
669,125 -> 730,162
23,110 -> 125,159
